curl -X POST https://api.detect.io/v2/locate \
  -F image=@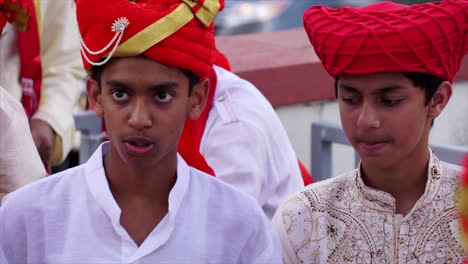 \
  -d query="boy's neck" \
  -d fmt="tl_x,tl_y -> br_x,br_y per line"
102,148 -> 178,246
103,149 -> 178,204
360,146 -> 430,215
